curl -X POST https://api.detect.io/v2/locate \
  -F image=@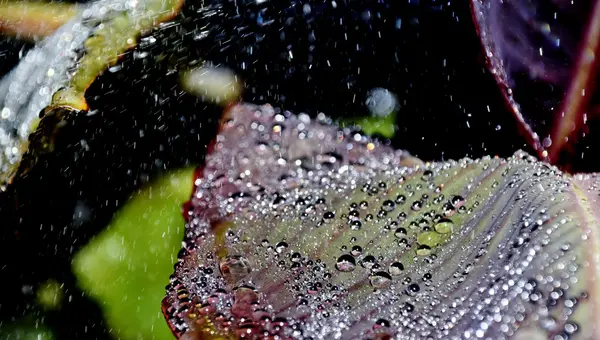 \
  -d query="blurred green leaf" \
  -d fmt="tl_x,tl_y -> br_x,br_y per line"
72,168 -> 195,340
0,316 -> 54,340
0,1 -> 78,40
341,111 -> 397,138
36,279 -> 63,311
